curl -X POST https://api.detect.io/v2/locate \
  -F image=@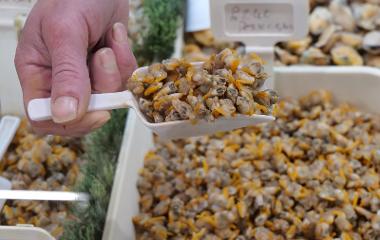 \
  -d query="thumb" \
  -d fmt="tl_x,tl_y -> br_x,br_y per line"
43,18 -> 91,124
